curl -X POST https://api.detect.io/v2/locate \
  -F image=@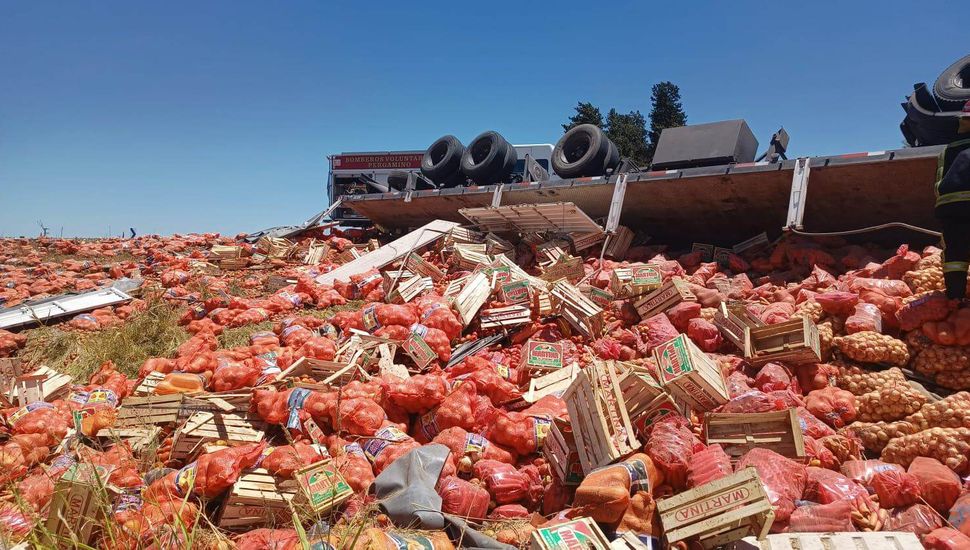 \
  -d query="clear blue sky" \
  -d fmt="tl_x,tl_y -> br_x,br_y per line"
1,1 -> 966,237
